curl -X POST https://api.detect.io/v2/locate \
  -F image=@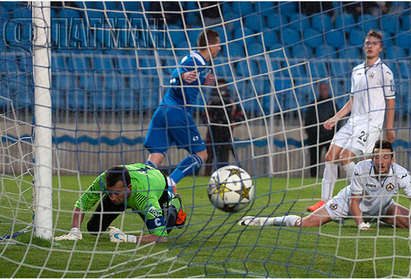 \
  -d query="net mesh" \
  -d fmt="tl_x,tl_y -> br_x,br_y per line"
1,1 -> 411,277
